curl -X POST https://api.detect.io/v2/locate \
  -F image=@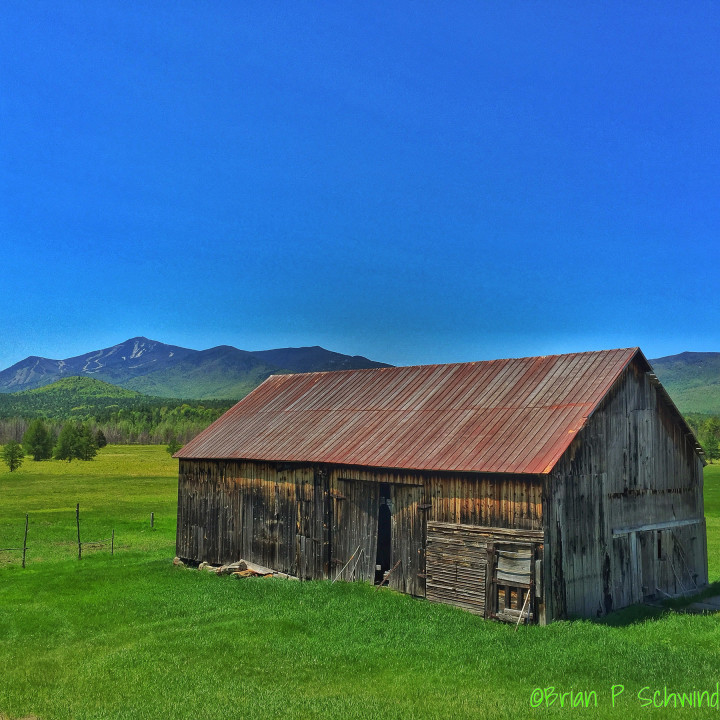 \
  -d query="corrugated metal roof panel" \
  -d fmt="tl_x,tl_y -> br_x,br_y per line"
176,348 -> 642,474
